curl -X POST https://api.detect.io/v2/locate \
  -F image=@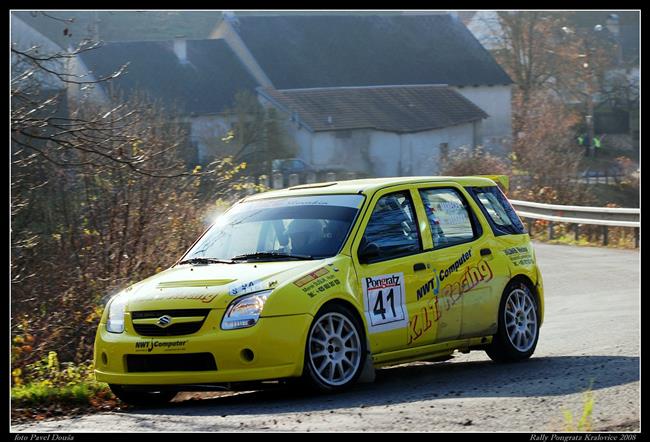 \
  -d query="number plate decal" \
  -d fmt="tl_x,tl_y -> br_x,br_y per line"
362,272 -> 408,333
